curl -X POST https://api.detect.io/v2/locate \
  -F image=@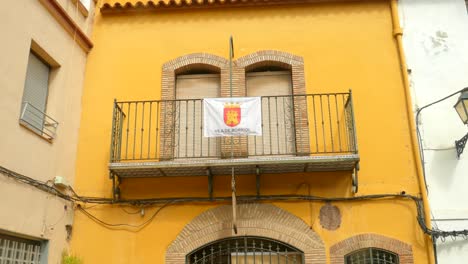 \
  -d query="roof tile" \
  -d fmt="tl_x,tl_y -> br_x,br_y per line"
101,0 -> 368,14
